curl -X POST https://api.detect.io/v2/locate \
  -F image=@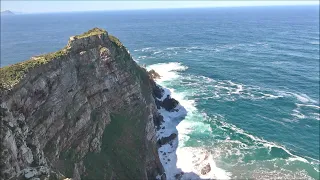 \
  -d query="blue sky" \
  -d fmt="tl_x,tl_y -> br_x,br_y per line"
1,1 -> 319,13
